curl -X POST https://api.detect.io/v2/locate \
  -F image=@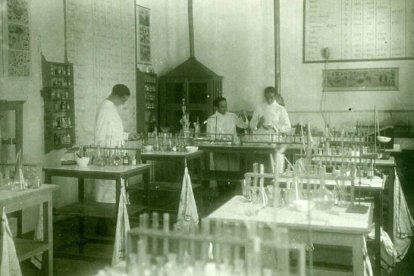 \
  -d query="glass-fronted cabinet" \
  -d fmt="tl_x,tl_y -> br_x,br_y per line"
159,58 -> 222,133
